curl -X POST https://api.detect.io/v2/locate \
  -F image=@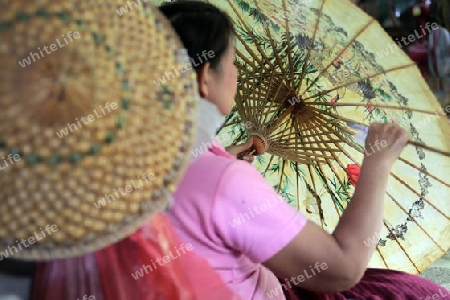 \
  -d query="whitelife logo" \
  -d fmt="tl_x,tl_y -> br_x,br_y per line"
418,287 -> 450,299
131,243 -> 193,280
377,22 -> 439,58
153,50 -> 216,87
18,31 -> 81,68
266,262 -> 329,298
77,296 -> 96,300
55,102 -> 118,139
363,231 -> 381,248
0,225 -> 58,261
228,196 -> 284,228
93,172 -> 156,209
0,153 -> 21,171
